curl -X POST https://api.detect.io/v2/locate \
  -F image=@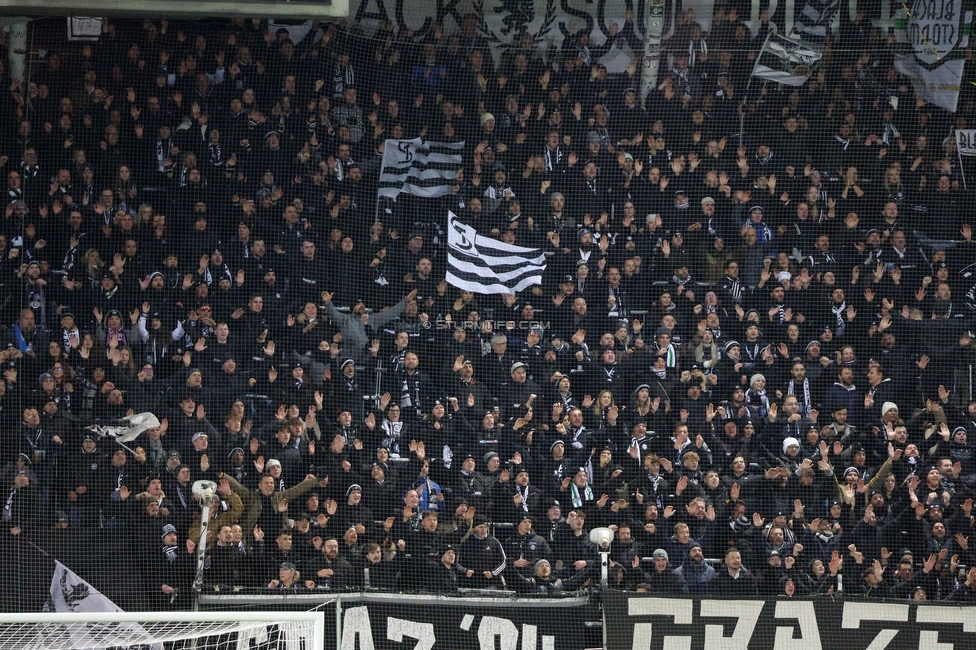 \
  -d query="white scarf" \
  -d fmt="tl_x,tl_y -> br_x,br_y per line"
746,388 -> 770,417
787,378 -> 813,415
830,301 -> 847,336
